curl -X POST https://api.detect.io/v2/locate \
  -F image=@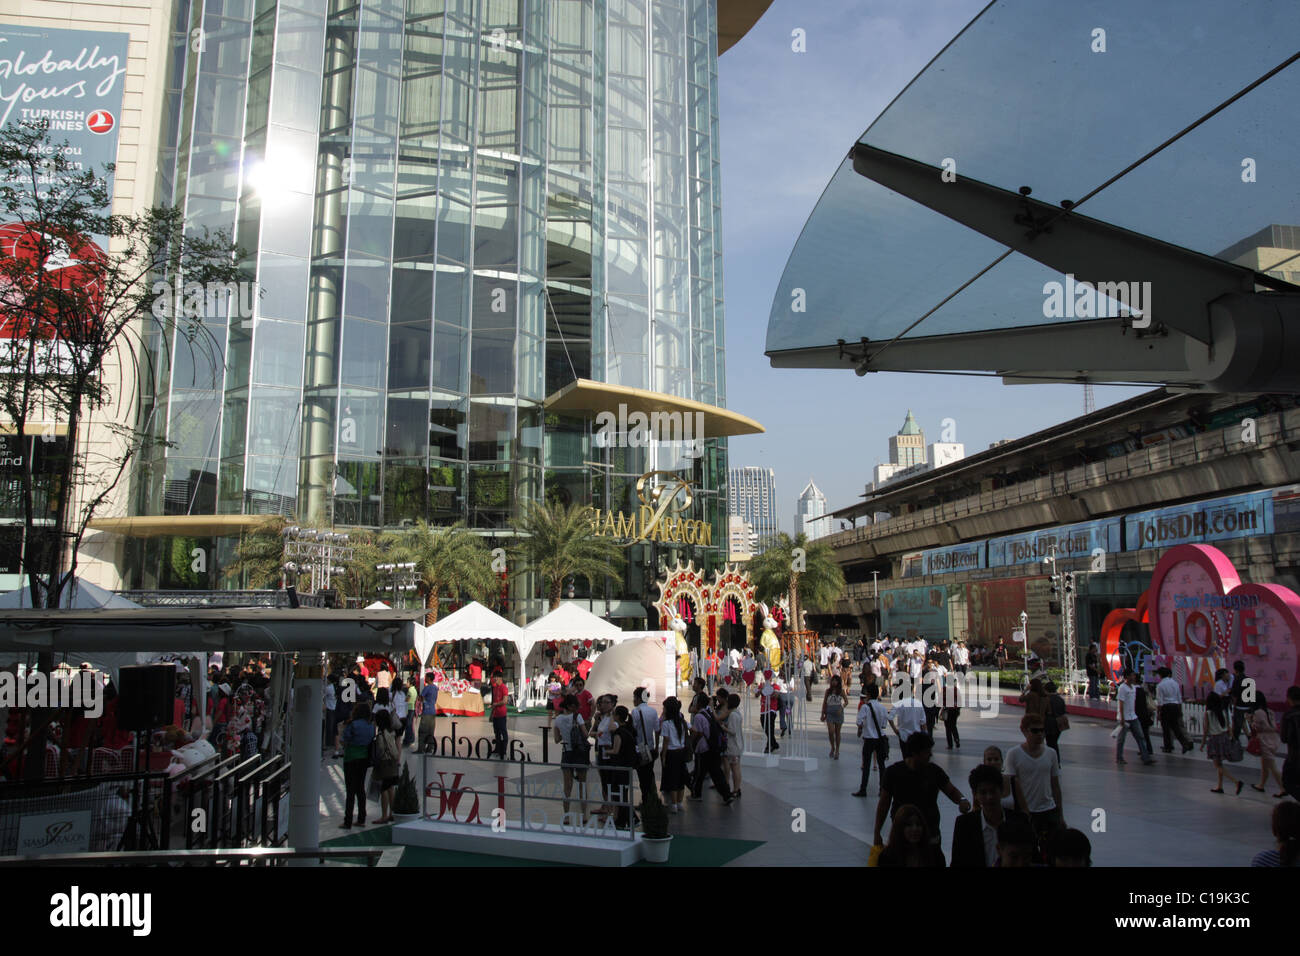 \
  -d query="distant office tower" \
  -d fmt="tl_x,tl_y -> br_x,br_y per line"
889,410 -> 927,467
727,515 -> 754,562
729,466 -> 778,552
797,479 -> 831,539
